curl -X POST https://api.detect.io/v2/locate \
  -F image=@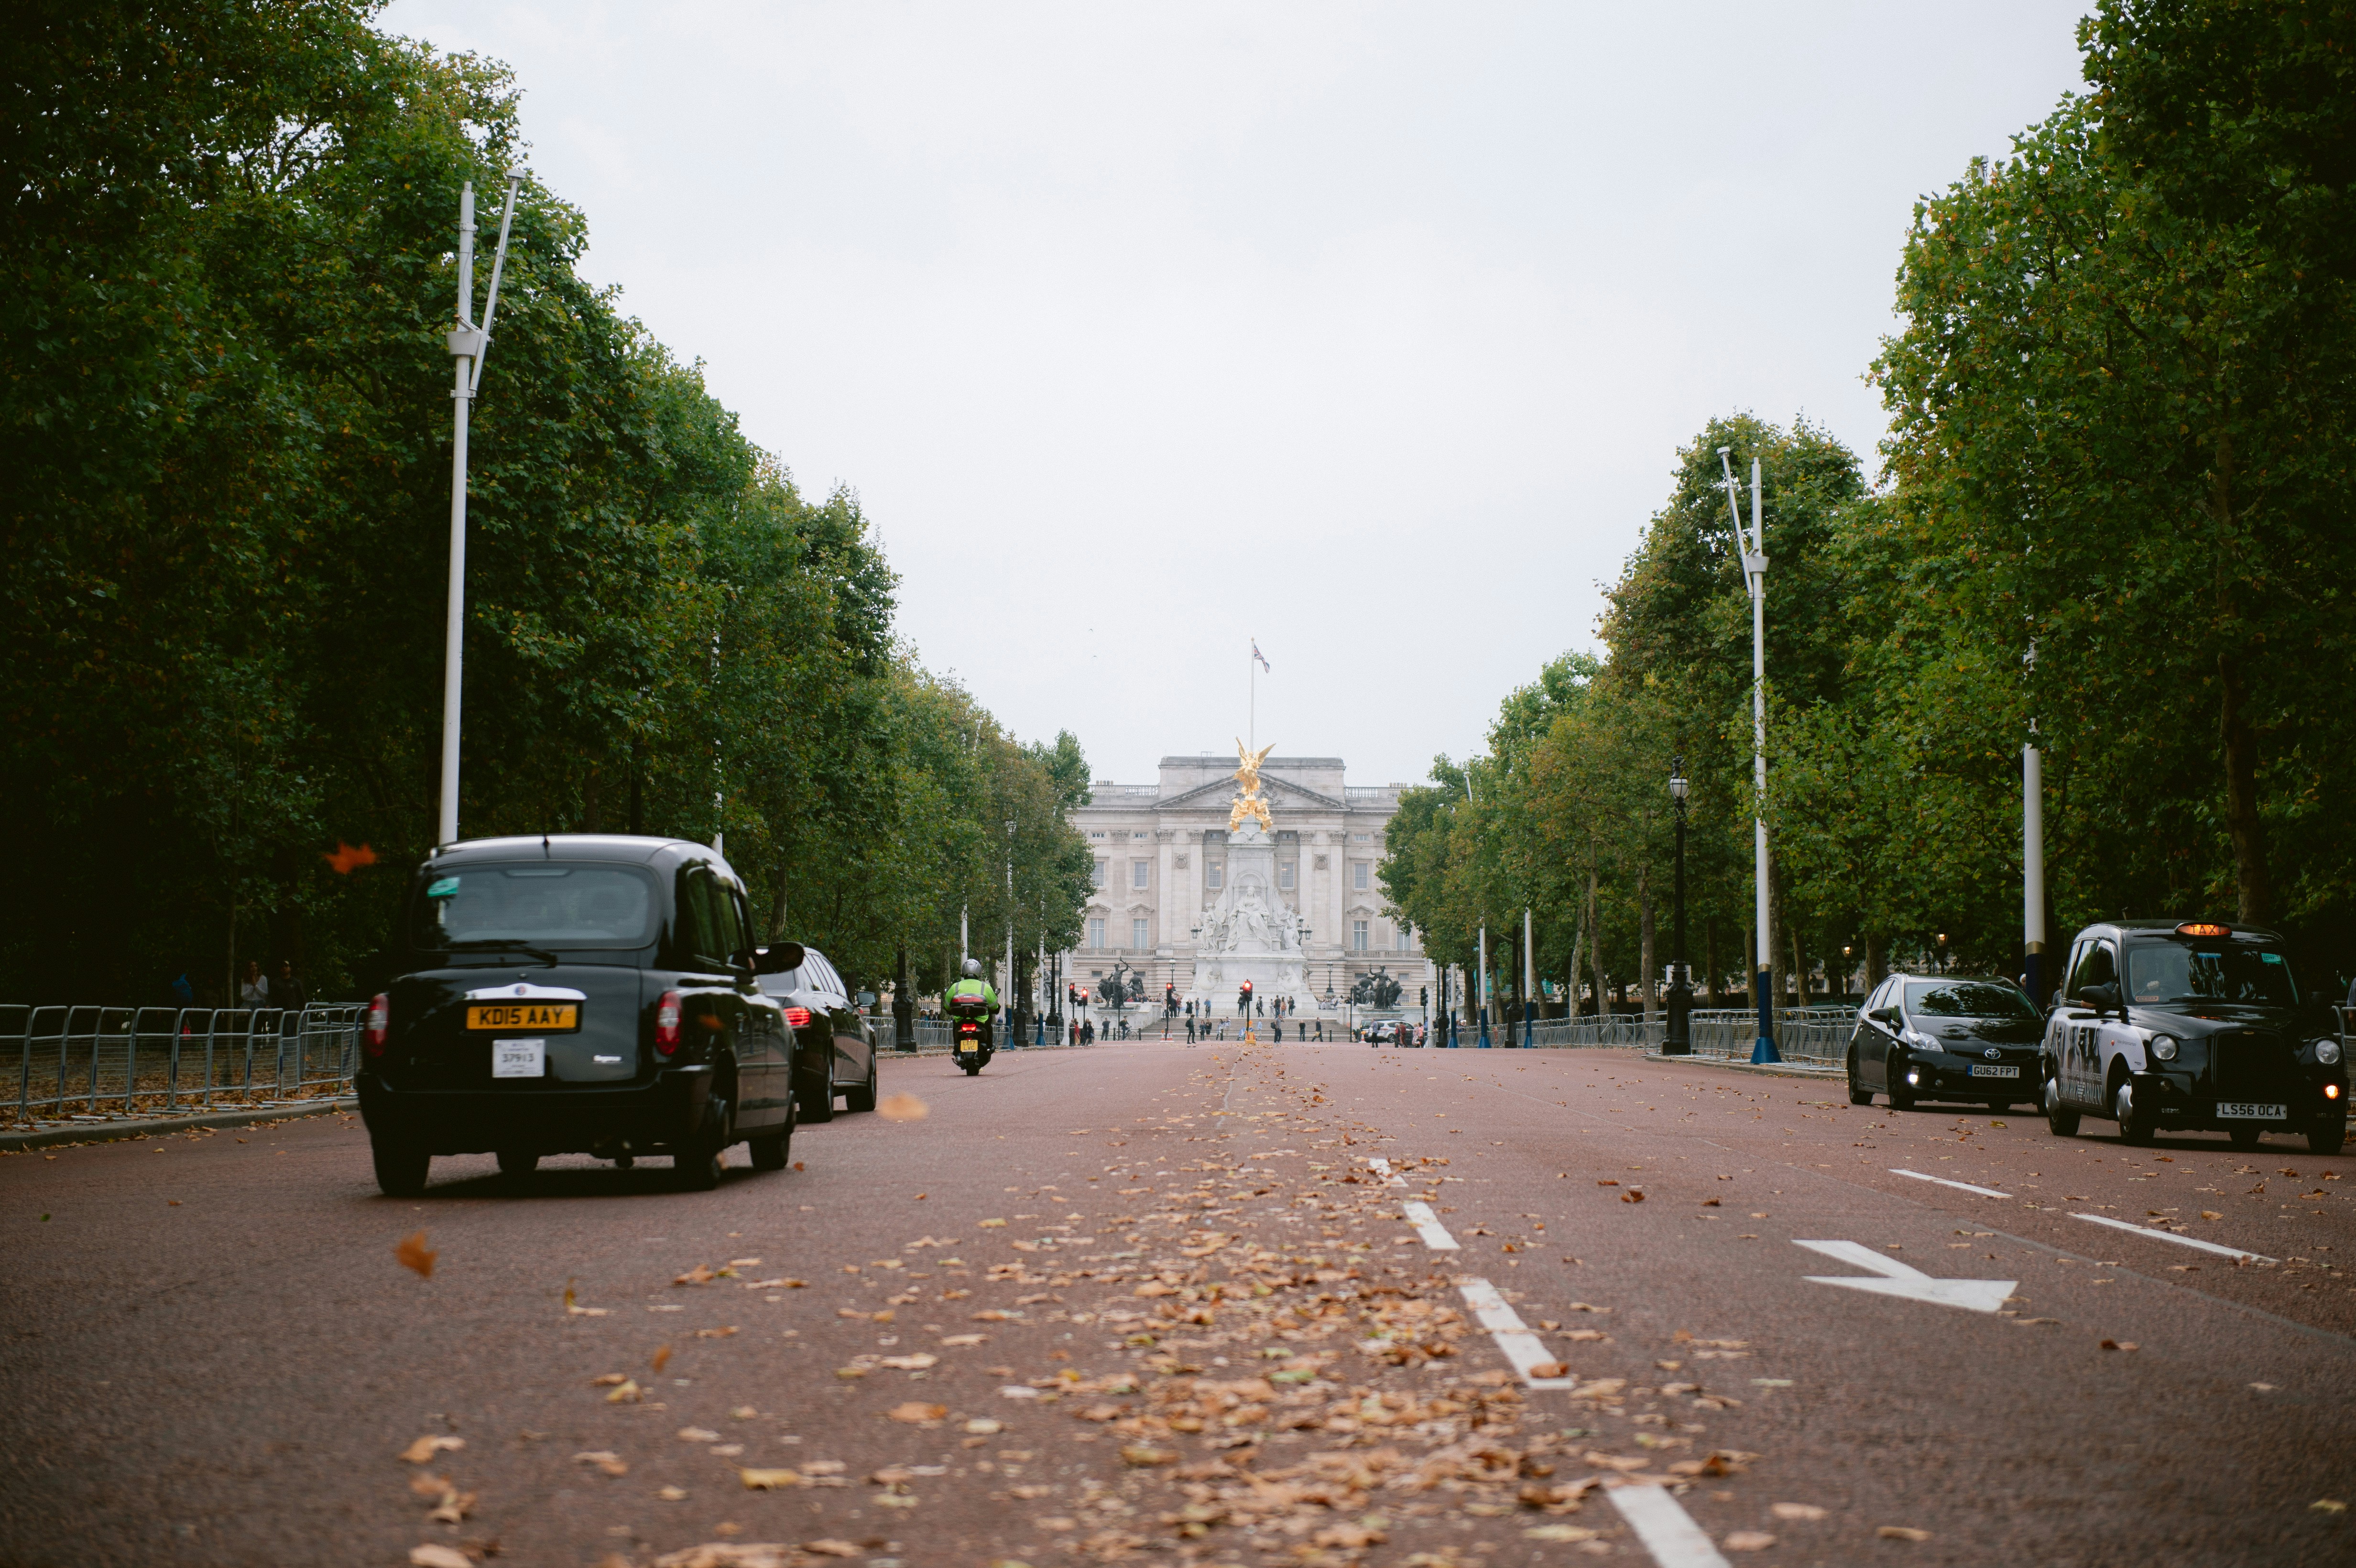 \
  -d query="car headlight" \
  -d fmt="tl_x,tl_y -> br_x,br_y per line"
2317,1039 -> 2343,1066
2149,1034 -> 2177,1062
